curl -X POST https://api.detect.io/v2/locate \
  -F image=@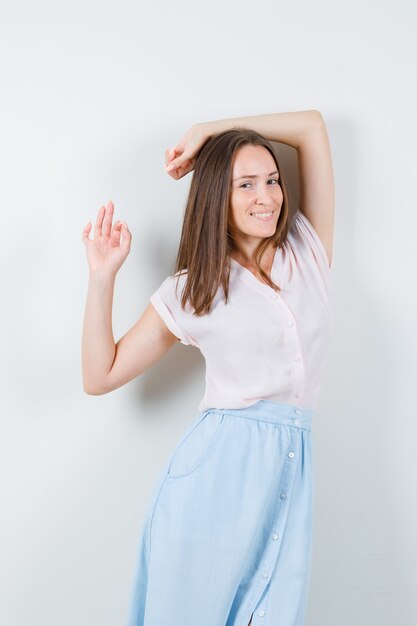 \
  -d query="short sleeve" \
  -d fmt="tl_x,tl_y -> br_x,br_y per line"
150,275 -> 199,347
287,209 -> 332,278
